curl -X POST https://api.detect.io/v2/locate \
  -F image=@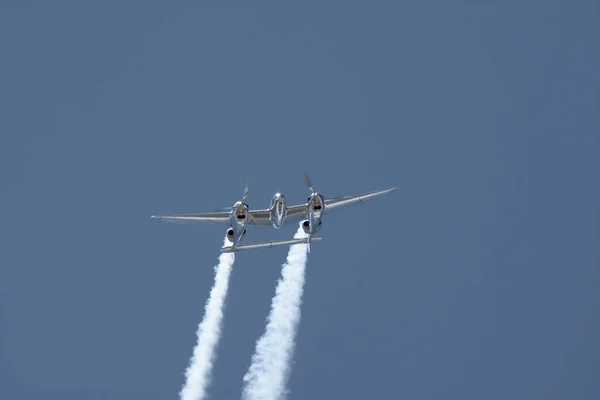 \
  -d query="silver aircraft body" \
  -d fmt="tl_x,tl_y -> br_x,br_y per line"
151,184 -> 319,253
151,175 -> 398,252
